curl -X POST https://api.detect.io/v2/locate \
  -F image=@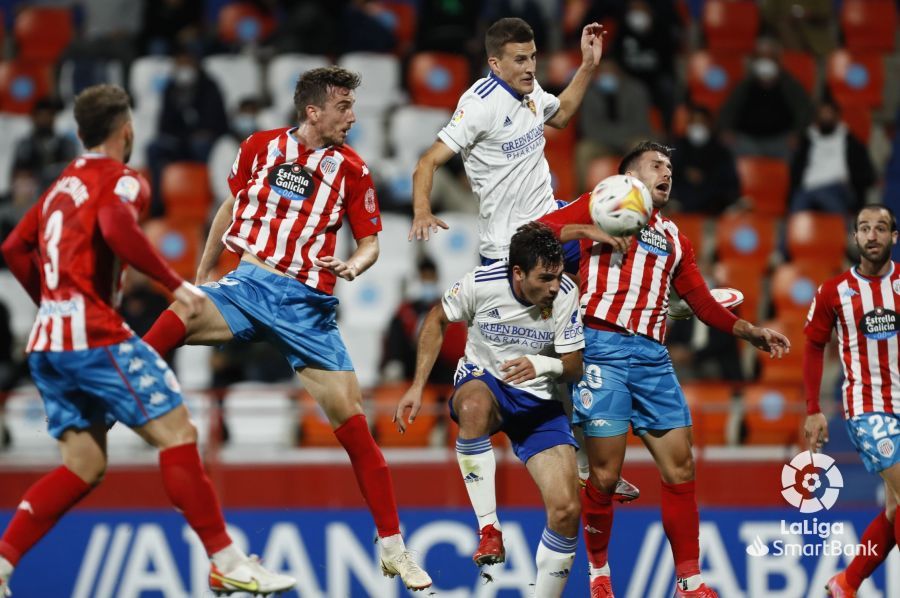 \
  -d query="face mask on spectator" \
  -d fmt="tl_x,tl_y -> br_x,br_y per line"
174,66 -> 197,87
817,119 -> 838,135
233,114 -> 257,138
752,58 -> 778,81
686,123 -> 710,146
626,9 -> 652,33
596,73 -> 619,94
407,281 -> 440,303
